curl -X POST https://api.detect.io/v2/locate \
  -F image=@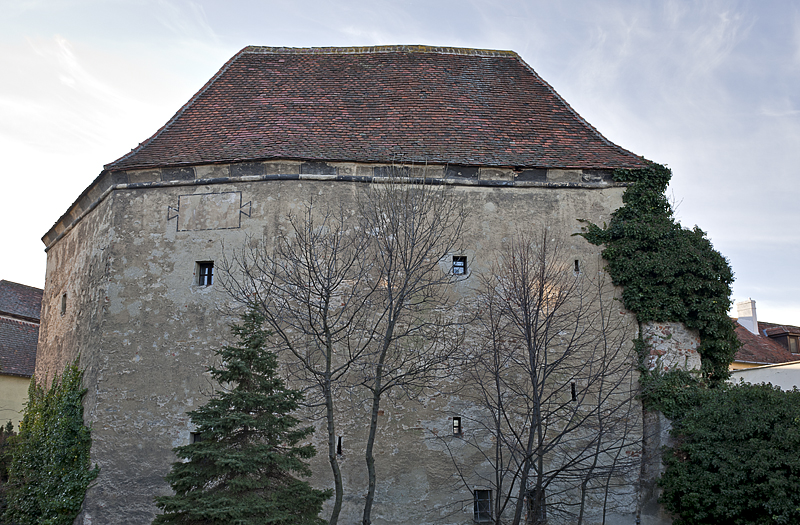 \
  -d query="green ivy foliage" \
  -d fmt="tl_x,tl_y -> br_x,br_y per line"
153,309 -> 331,525
0,421 -> 16,517
660,383 -> 800,525
4,361 -> 99,525
581,164 -> 739,383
